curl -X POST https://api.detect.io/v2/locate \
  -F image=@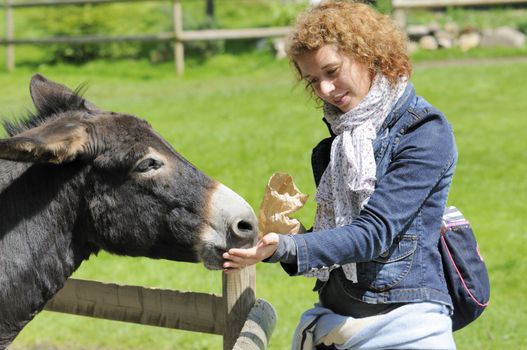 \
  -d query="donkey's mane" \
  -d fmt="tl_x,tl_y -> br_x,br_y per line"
2,84 -> 88,137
